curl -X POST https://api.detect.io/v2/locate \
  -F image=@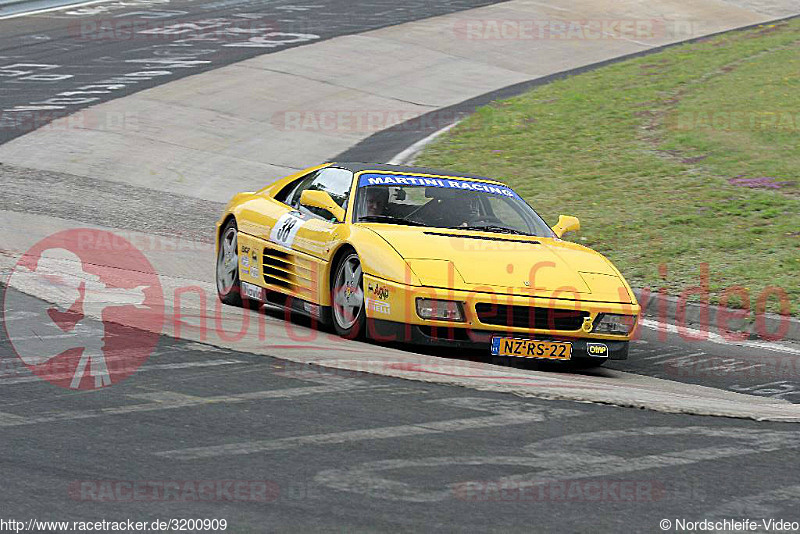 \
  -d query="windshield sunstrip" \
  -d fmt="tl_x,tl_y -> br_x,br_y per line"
357,173 -> 519,198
